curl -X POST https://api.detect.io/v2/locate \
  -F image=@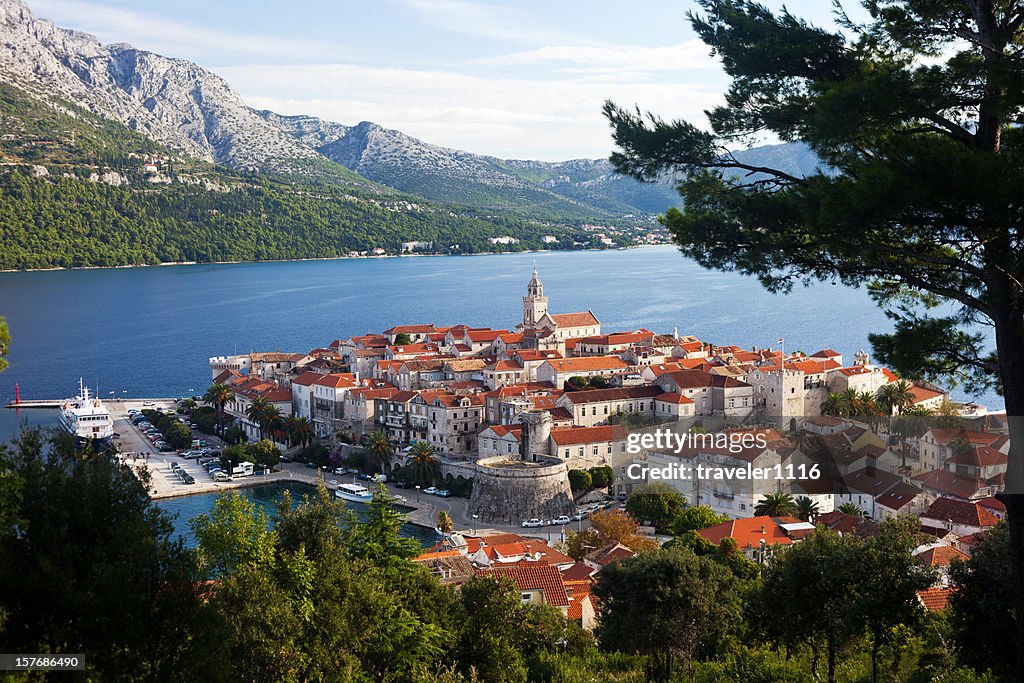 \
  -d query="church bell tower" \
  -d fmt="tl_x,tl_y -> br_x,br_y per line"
522,265 -> 549,329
